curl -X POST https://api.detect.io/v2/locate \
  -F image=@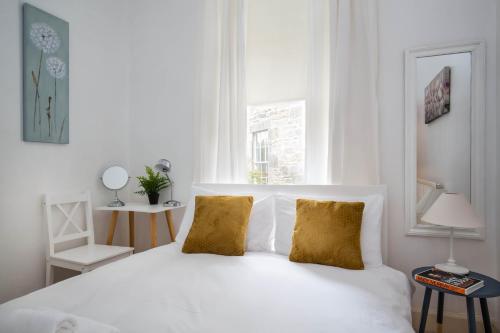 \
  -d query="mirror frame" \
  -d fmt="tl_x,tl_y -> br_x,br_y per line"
404,40 -> 486,239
